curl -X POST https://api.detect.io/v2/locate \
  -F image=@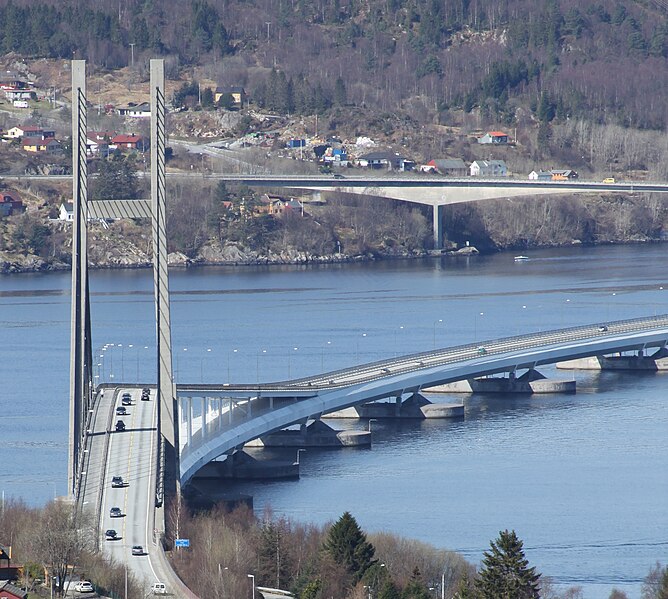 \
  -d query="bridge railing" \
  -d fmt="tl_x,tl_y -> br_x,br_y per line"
179,314 -> 668,392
